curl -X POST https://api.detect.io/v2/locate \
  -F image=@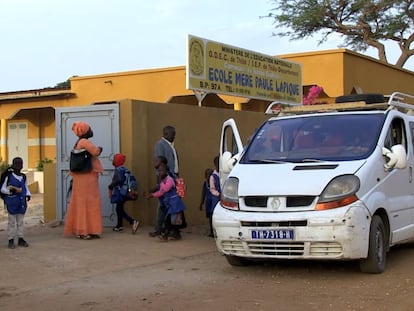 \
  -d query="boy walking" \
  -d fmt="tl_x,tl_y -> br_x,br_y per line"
108,153 -> 139,233
0,157 -> 31,249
